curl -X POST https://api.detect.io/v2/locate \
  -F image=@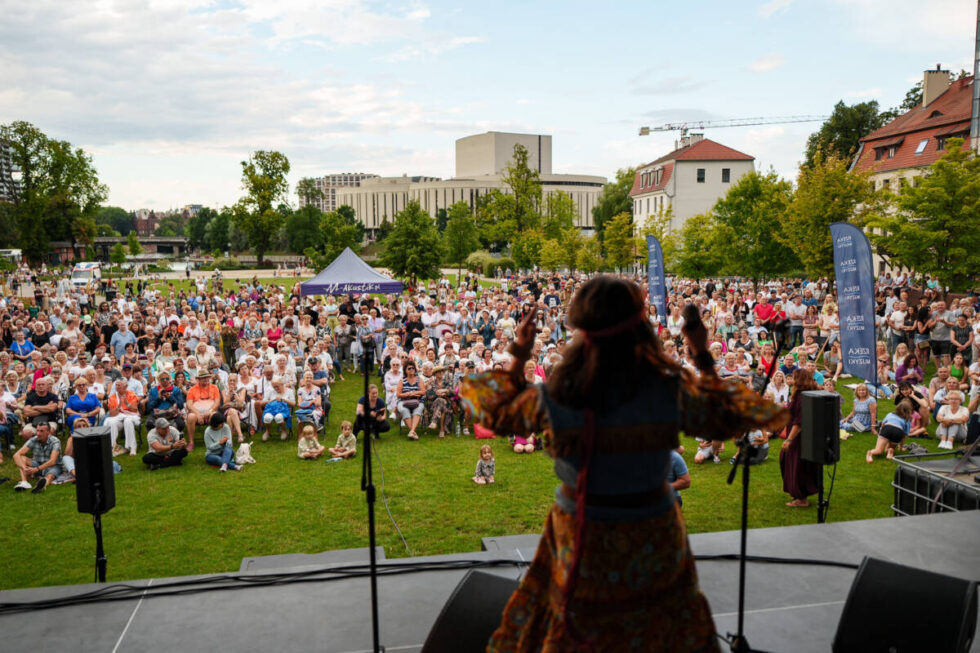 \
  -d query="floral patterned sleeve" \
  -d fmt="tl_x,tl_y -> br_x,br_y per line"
459,370 -> 551,439
680,369 -> 789,439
